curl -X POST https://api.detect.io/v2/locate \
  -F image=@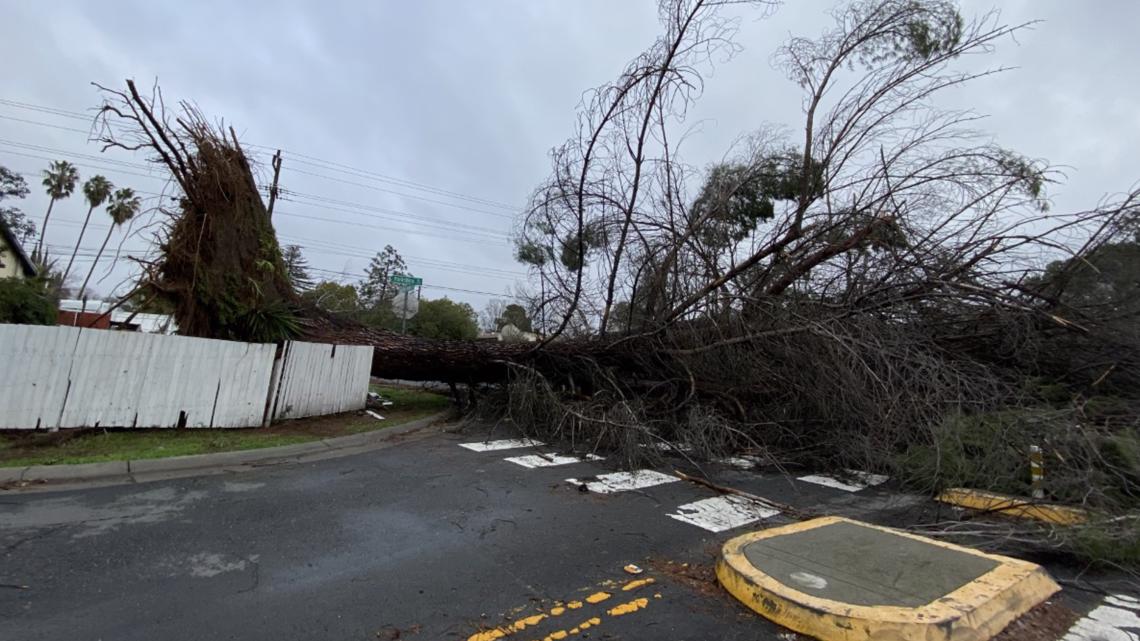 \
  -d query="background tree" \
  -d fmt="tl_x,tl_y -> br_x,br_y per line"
358,244 -> 406,310
480,298 -> 508,332
35,160 -> 79,260
497,303 -> 532,333
282,244 -> 314,292
409,297 -> 478,340
79,187 -> 140,298
302,280 -> 359,314
0,165 -> 34,244
63,175 -> 113,282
